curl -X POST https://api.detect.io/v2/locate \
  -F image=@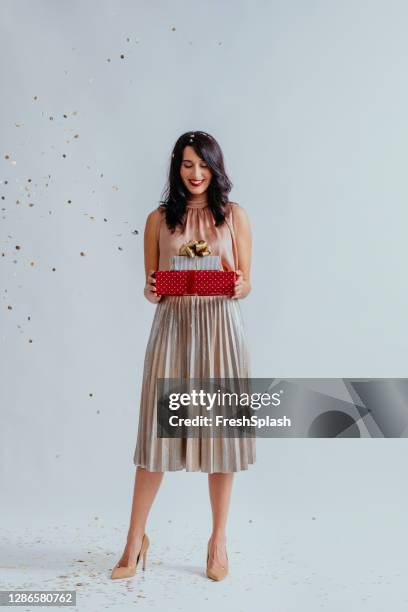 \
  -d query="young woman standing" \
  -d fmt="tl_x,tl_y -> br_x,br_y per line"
111,131 -> 255,581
